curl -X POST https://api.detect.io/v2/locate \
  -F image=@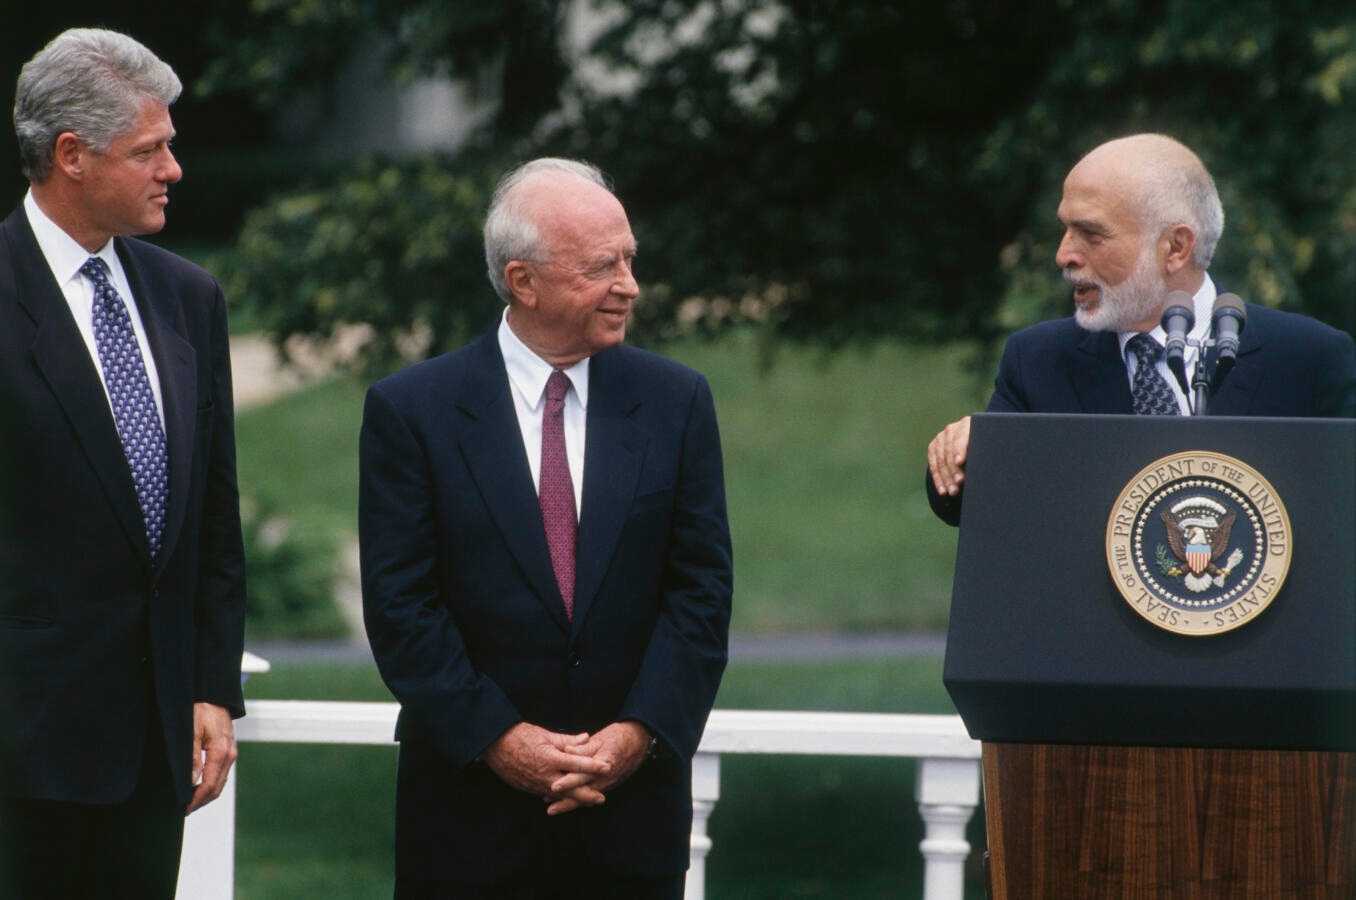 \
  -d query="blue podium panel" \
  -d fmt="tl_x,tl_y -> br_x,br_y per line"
943,413 -> 1356,751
